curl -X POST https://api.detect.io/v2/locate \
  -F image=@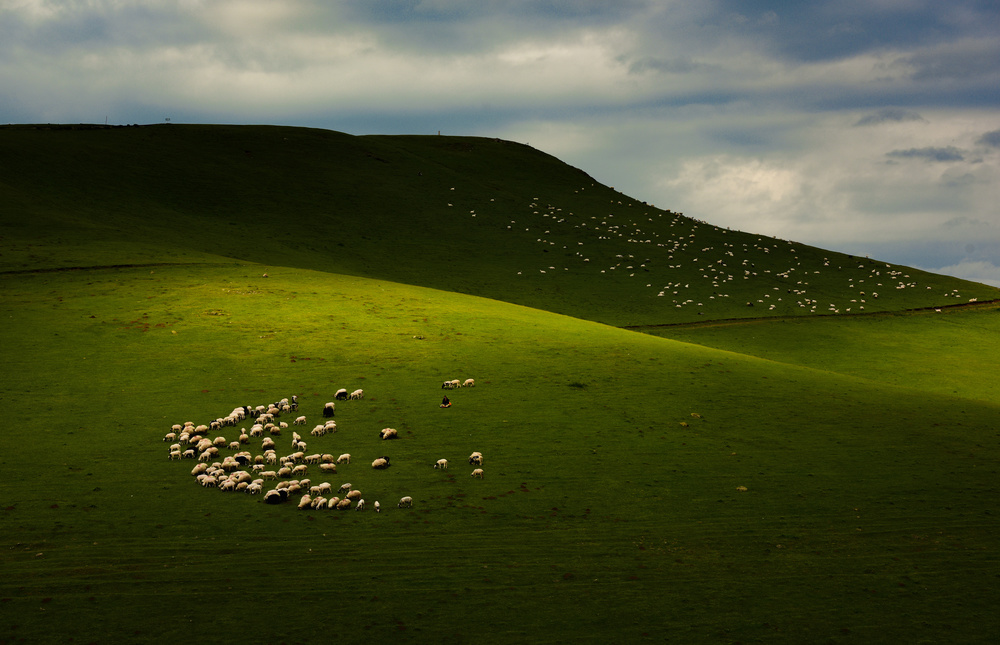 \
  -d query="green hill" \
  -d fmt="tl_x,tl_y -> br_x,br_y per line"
3,123 -> 996,325
2,124 -> 999,644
